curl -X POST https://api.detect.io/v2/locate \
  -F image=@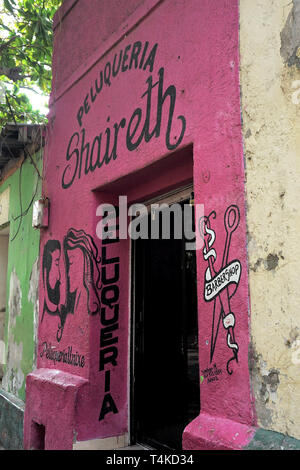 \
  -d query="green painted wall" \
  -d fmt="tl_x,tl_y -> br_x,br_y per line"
0,151 -> 42,402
